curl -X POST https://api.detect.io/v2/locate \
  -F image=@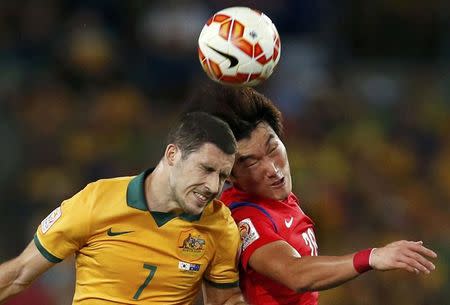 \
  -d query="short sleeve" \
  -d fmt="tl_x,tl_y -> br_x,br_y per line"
34,182 -> 95,263
231,205 -> 283,270
203,213 -> 241,288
